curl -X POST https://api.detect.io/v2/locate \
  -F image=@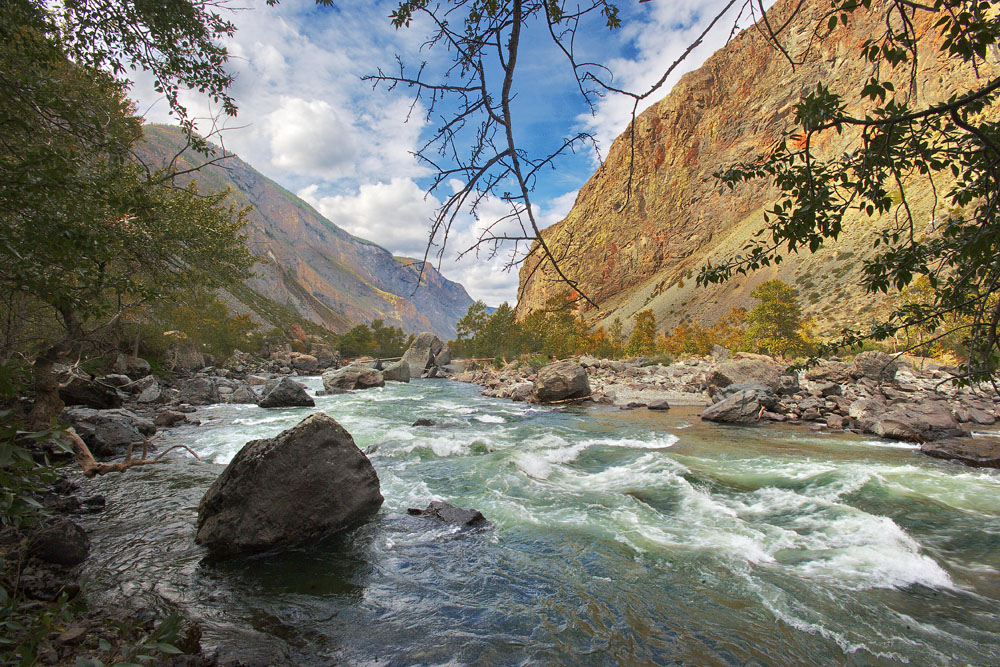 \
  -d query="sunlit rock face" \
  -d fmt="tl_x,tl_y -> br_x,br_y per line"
518,0 -> 999,335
